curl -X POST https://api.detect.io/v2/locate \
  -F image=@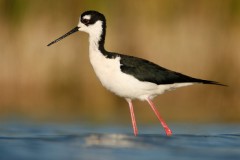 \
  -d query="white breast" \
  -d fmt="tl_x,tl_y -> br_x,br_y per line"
89,48 -> 193,101
86,21 -> 193,100
89,48 -> 154,99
